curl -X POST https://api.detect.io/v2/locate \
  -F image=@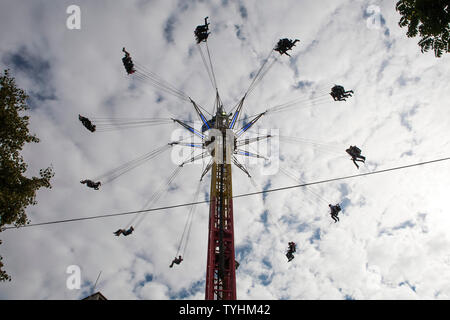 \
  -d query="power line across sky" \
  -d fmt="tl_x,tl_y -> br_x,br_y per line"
3,156 -> 450,231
